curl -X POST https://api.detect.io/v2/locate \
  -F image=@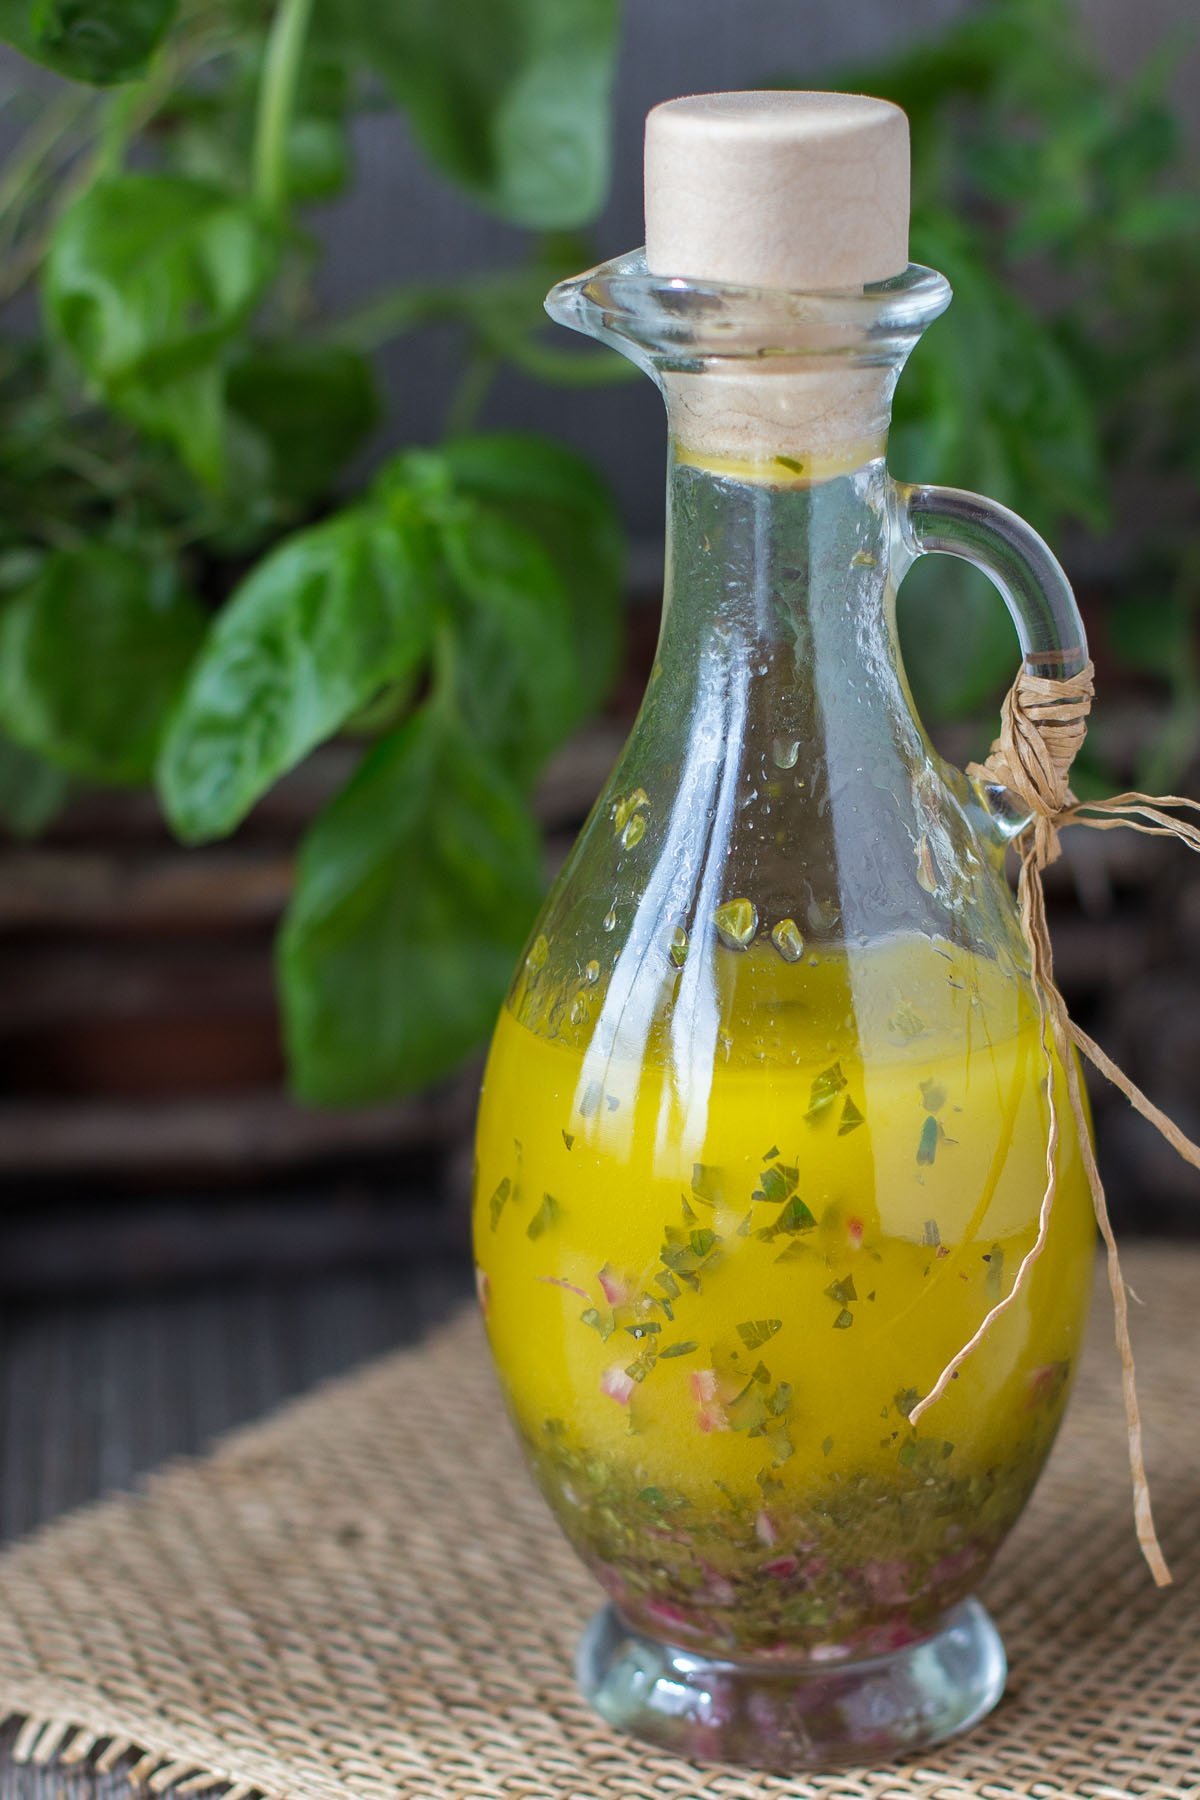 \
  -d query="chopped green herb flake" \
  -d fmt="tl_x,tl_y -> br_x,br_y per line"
636,1485 -> 687,1511
838,1096 -> 865,1135
833,1308 -> 854,1330
736,1210 -> 753,1237
624,1321 -> 661,1338
578,1081 -> 603,1119
659,1340 -> 699,1358
654,1269 -> 680,1301
917,1116 -> 940,1165
526,1193 -> 562,1240
922,1218 -> 941,1247
488,1176 -> 512,1231
805,1063 -> 847,1121
758,1194 -> 816,1240
762,1144 -> 780,1161
919,1079 -> 947,1114
894,1387 -> 920,1419
689,1228 -> 718,1258
889,1000 -> 927,1041
824,1276 -> 857,1306
753,1162 -> 800,1203
737,1319 -> 782,1349
625,1351 -> 657,1384
680,1193 -> 698,1224
774,1239 -> 811,1263
985,1245 -> 1005,1299
822,1435 -> 835,1455
728,1390 -> 769,1434
691,1163 -> 724,1205
580,1307 -> 614,1341
775,454 -> 805,474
